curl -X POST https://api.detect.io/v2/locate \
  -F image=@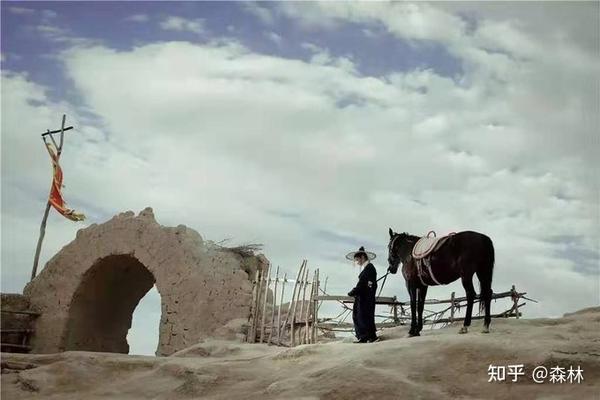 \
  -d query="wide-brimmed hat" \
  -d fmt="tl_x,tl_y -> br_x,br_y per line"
345,246 -> 376,261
